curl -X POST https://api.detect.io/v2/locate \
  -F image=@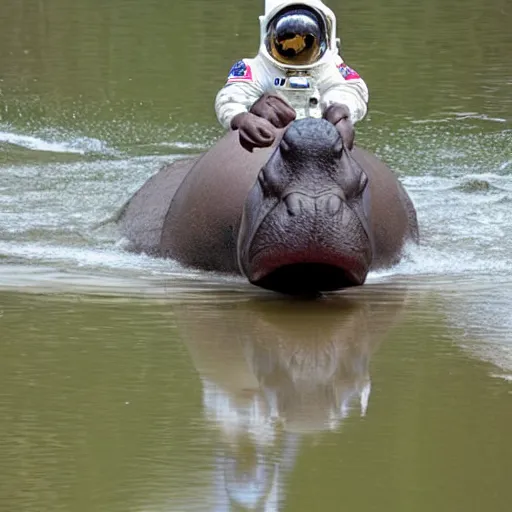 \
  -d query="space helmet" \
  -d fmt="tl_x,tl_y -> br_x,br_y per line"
259,0 -> 339,70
